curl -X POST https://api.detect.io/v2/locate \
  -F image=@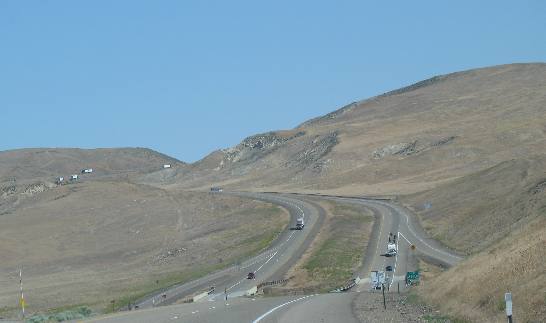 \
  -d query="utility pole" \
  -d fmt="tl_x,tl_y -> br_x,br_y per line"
19,267 -> 25,320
